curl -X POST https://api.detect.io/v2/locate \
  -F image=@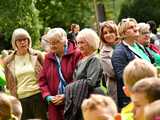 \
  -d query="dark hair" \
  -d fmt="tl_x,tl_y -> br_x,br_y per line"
147,20 -> 157,34
70,24 -> 79,32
